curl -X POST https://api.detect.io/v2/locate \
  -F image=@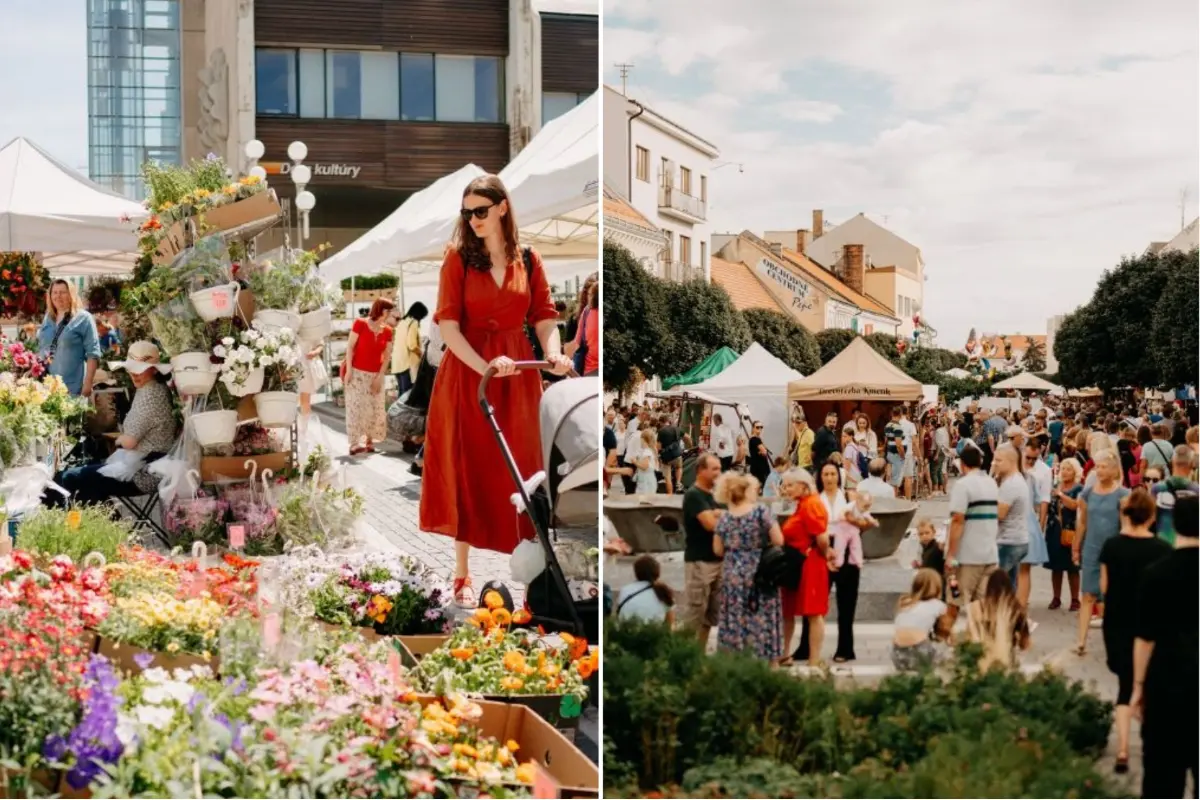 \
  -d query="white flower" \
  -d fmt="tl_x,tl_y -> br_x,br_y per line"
115,714 -> 138,748
134,703 -> 176,730
141,667 -> 170,685
221,336 -> 235,346
260,355 -> 275,367
213,345 -> 226,358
